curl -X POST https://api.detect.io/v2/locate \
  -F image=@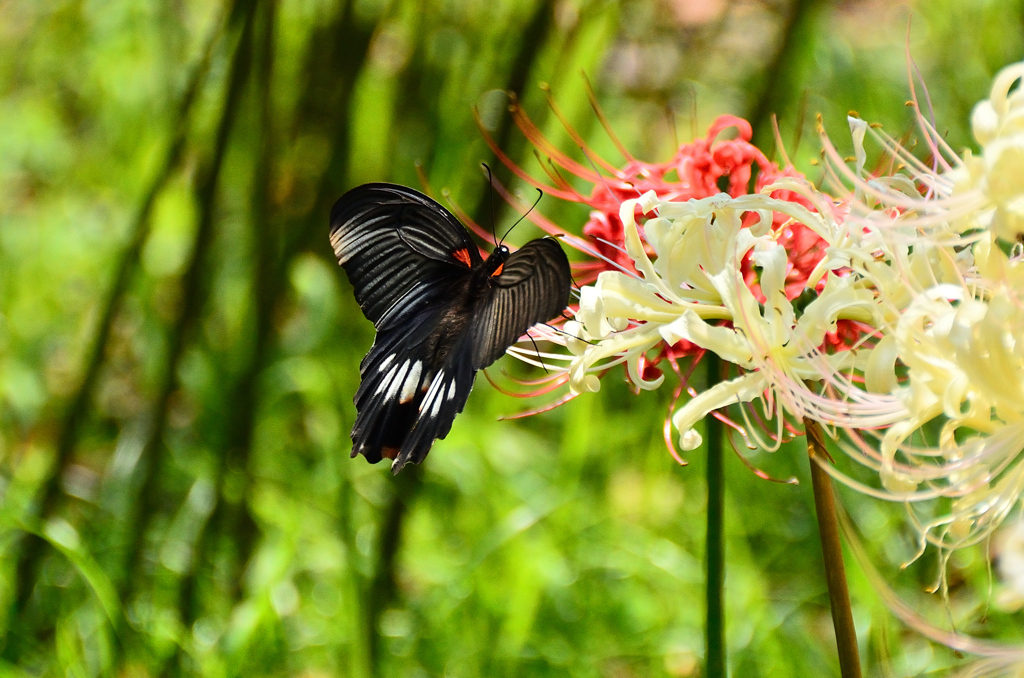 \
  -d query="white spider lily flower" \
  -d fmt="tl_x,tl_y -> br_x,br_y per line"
566,187 -> 906,451
821,61 -> 1024,245
855,242 -> 1024,553
962,63 -> 1024,241
813,61 -> 1024,556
